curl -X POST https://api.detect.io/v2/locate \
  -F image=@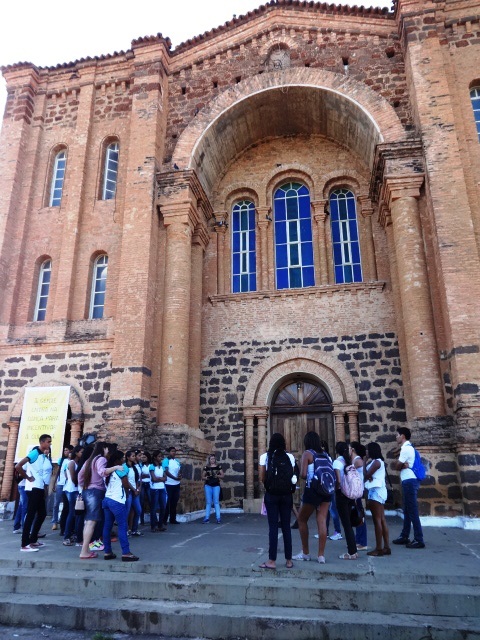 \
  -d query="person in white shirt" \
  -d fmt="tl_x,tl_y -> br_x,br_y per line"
364,442 -> 390,556
162,447 -> 182,525
51,445 -> 73,530
392,427 -> 425,549
15,434 -> 53,552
